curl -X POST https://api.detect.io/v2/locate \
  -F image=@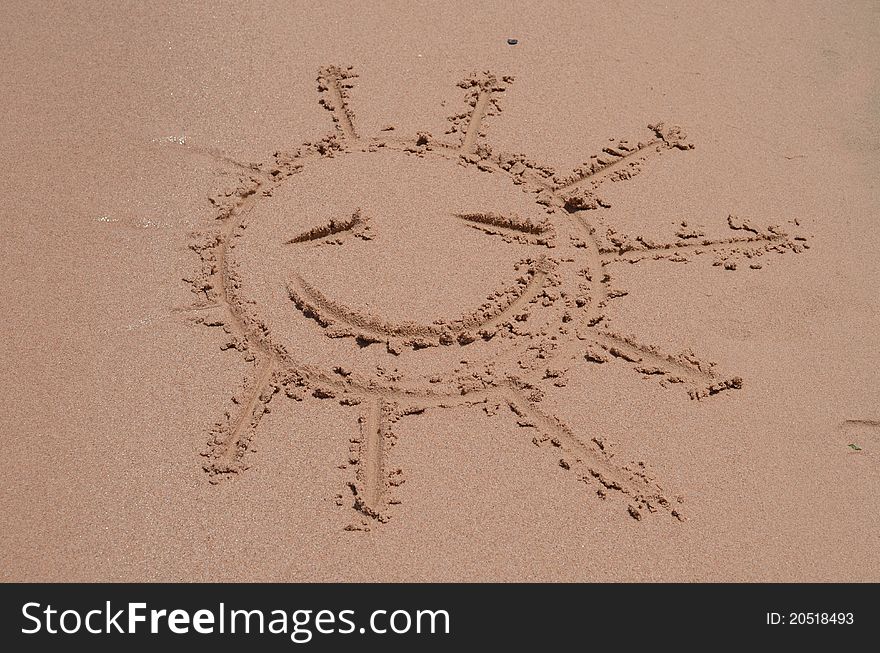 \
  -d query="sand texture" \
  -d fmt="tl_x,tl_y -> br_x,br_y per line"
1,1 -> 878,581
